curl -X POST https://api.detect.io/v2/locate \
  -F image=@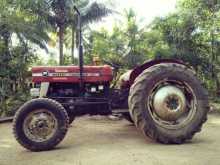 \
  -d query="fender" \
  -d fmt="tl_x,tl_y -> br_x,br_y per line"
129,59 -> 190,86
